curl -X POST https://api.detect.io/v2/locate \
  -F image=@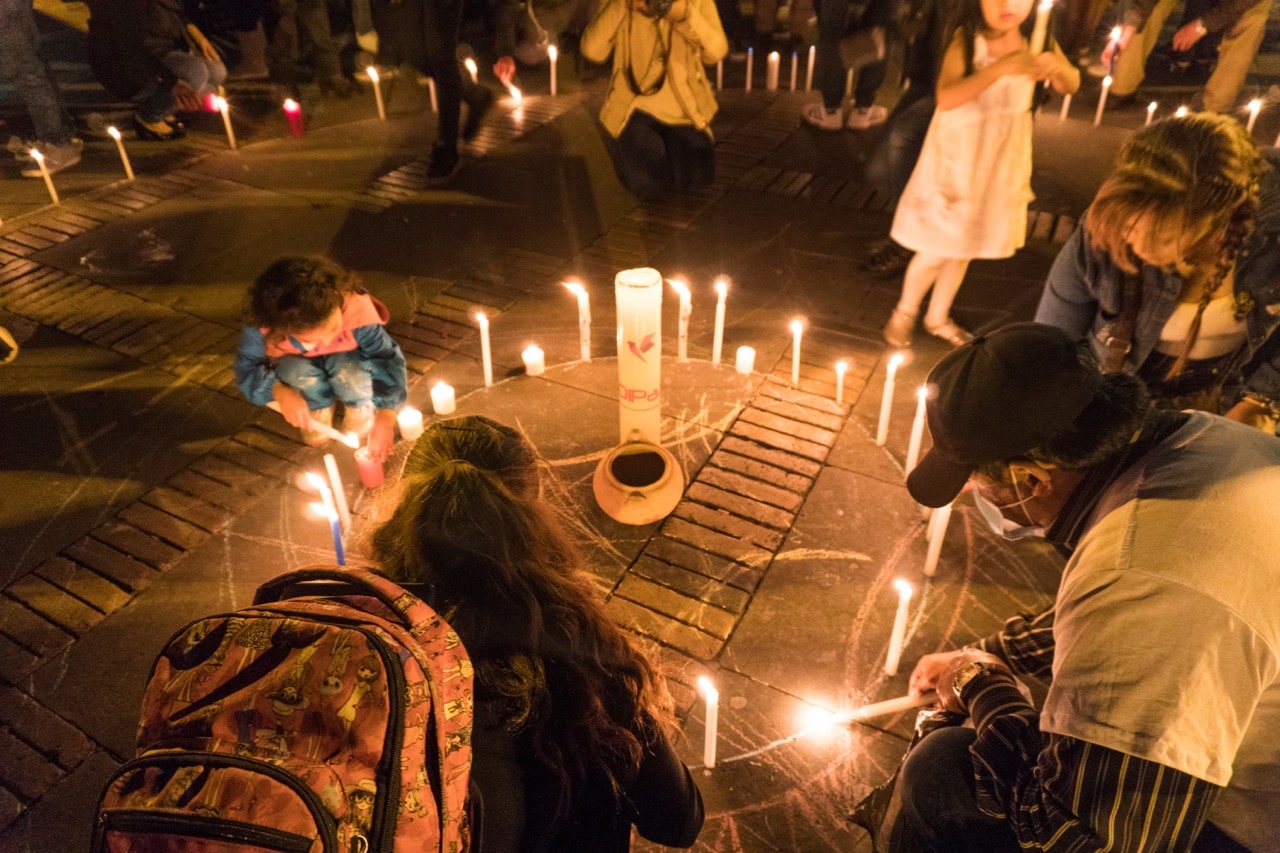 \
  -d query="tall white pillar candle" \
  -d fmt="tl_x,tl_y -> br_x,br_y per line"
320,457 -> 352,534
745,47 -> 753,92
805,45 -> 815,91
923,501 -> 953,577
548,44 -> 558,96
884,579 -> 913,676
735,345 -> 755,375
214,96 -> 236,150
476,311 -> 494,387
1093,75 -> 1111,127
696,676 -> 719,768
106,127 -> 135,180
430,381 -> 457,415
711,277 -> 727,366
615,268 -> 664,444
522,344 -> 545,376
565,279 -> 592,361
668,277 -> 691,362
1247,98 -> 1262,134
875,353 -> 903,446
1146,101 -> 1157,126
397,405 -> 425,440
790,319 -> 804,386
904,385 -> 928,474
835,360 -> 848,406
368,66 -> 386,120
